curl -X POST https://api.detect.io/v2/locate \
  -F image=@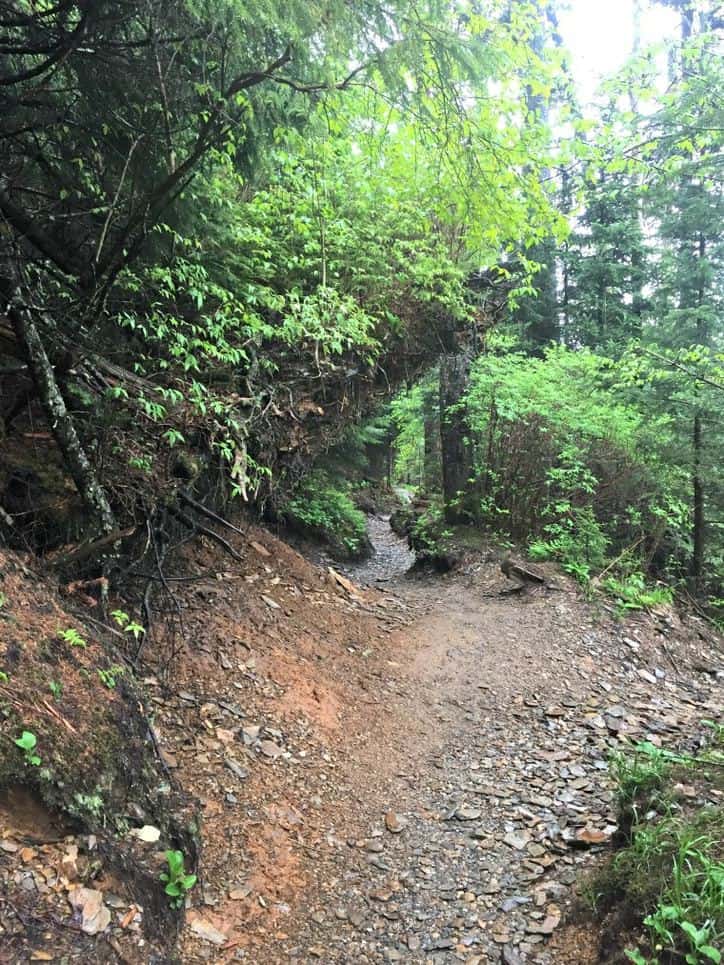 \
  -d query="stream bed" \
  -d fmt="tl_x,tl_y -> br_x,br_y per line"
340,514 -> 416,585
